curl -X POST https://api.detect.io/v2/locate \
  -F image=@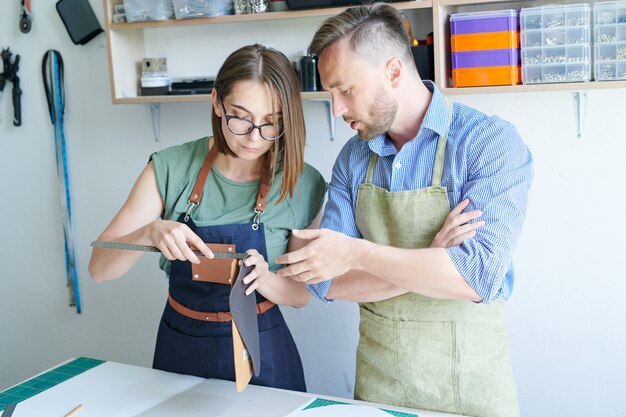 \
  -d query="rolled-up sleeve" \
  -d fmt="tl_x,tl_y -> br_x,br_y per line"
447,118 -> 533,303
